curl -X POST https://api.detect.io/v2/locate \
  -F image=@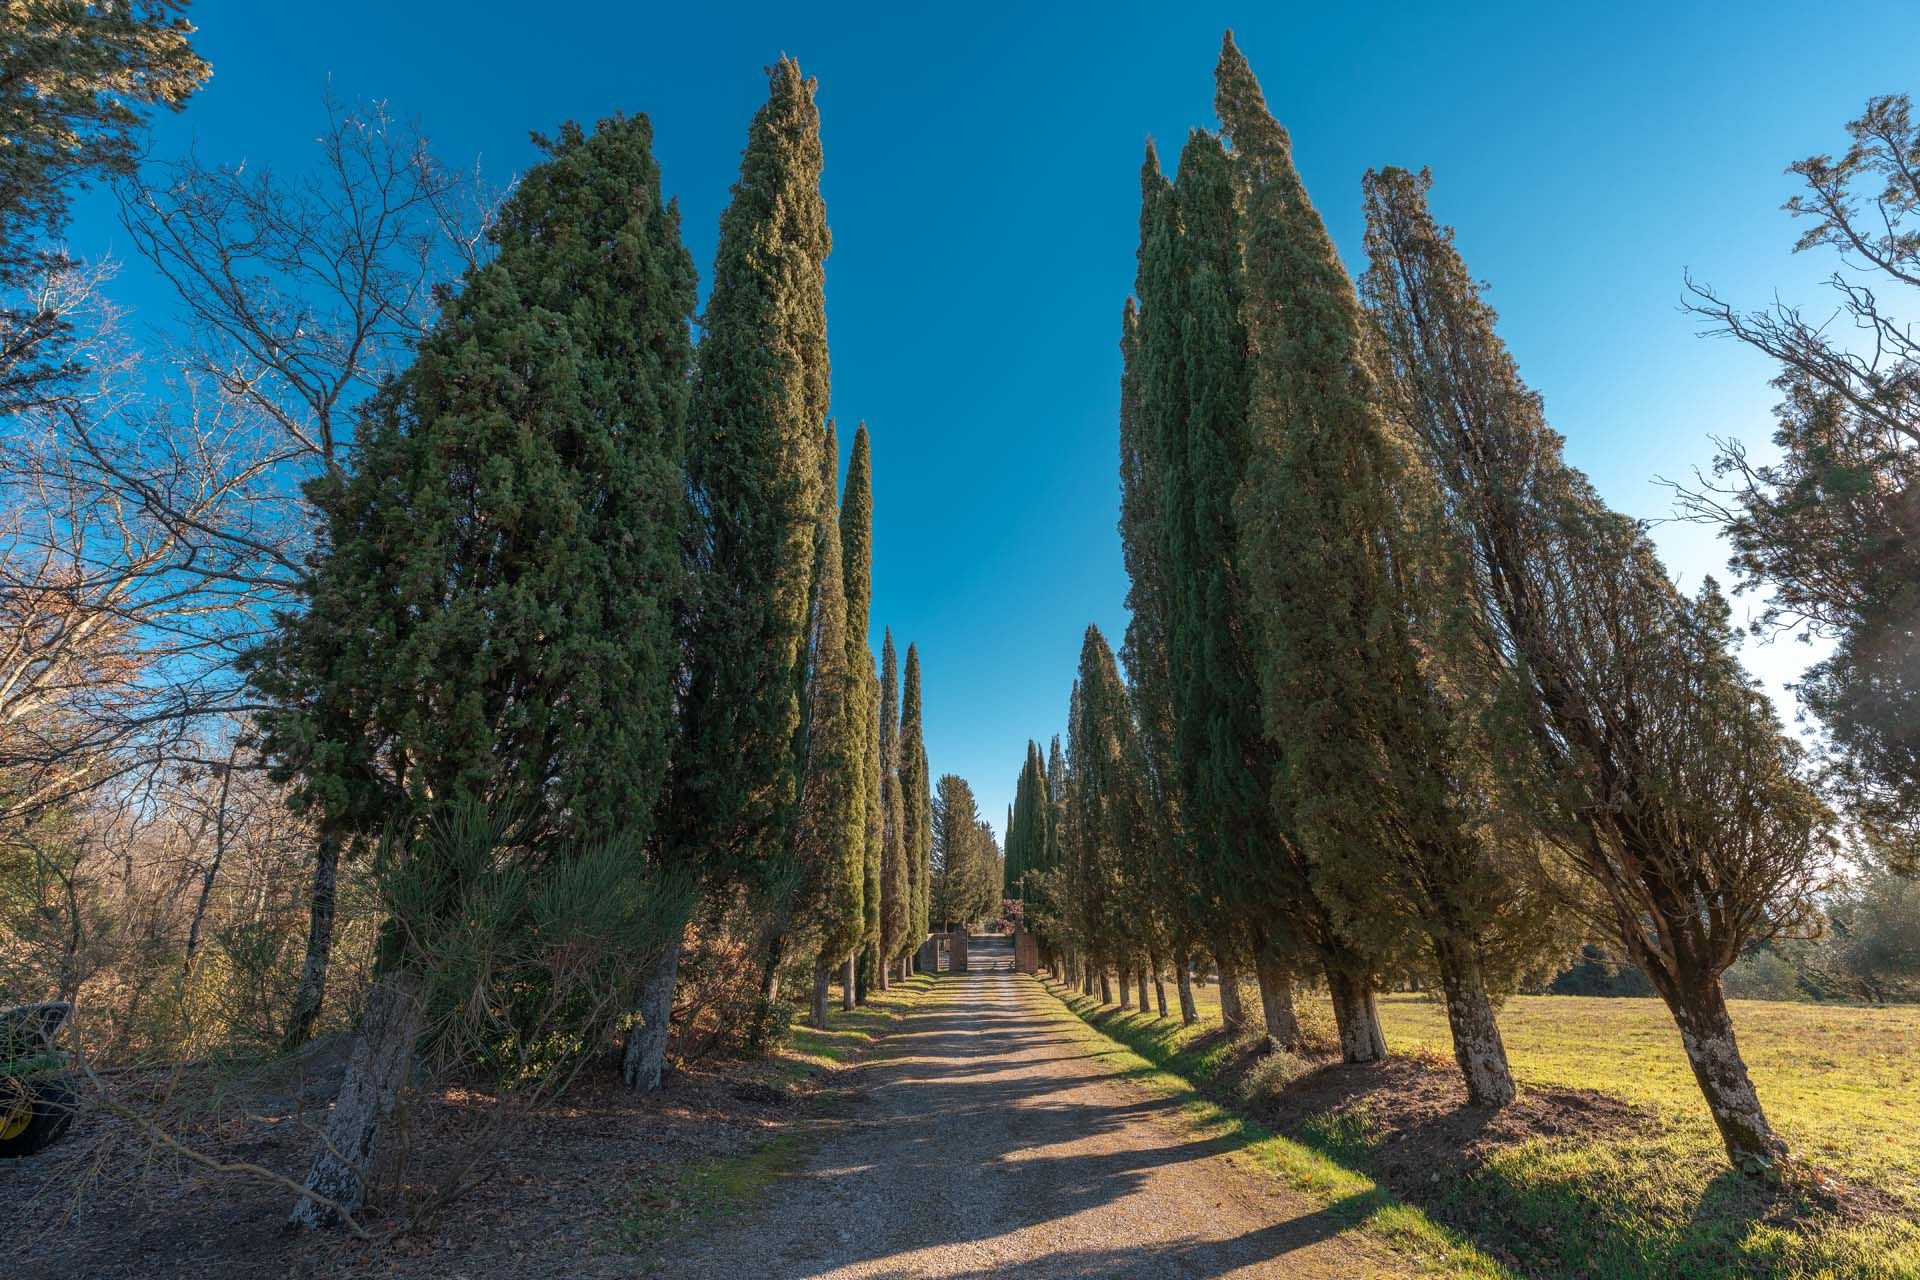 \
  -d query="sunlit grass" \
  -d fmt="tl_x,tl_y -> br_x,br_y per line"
1059,974 -> 1920,1278
1042,978 -> 1511,1277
